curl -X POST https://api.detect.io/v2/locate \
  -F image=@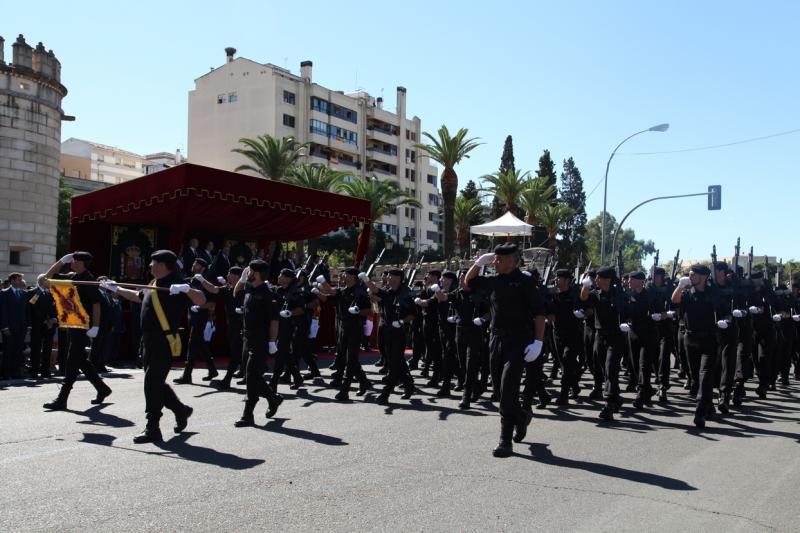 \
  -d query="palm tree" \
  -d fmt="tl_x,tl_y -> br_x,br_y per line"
340,175 -> 422,257
519,176 -> 557,226
414,126 -> 481,259
231,134 -> 307,180
284,163 -> 349,193
453,197 -> 483,255
480,169 -> 531,217
539,204 -> 575,249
